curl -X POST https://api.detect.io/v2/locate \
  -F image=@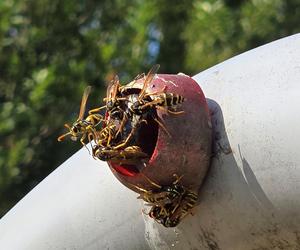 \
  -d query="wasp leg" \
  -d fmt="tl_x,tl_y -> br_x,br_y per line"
144,91 -> 161,97
134,72 -> 145,81
116,111 -> 128,137
88,132 -> 98,159
113,115 -> 151,150
57,131 -> 71,142
80,133 -> 91,155
140,173 -> 162,189
176,204 -> 194,222
64,123 -> 72,130
113,123 -> 139,149
170,202 -> 180,215
153,116 -> 171,137
154,205 -> 169,218
86,126 -> 97,142
94,130 -> 101,143
57,124 -> 73,141
140,99 -> 163,110
170,191 -> 198,223
88,105 -> 106,114
156,105 -> 184,115
103,97 -> 127,102
144,86 -> 167,97
128,183 -> 150,194
106,128 -> 113,147
172,174 -> 184,184
149,205 -> 170,224
167,109 -> 184,115
92,114 -> 105,126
